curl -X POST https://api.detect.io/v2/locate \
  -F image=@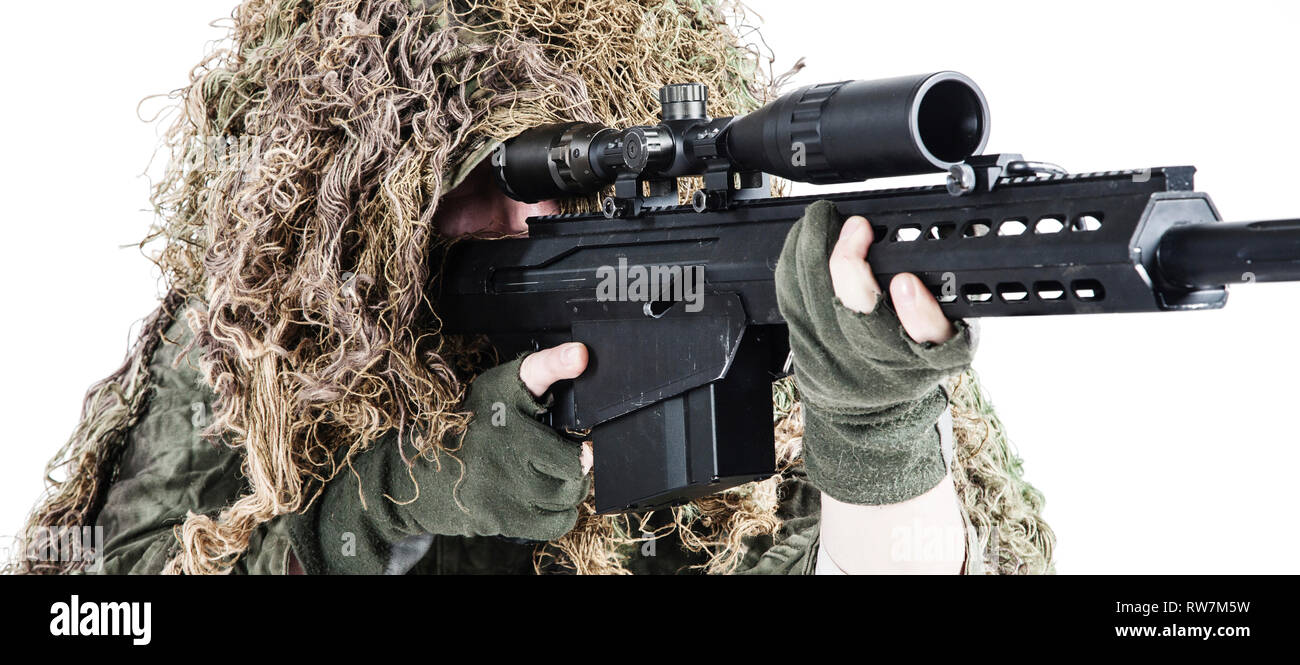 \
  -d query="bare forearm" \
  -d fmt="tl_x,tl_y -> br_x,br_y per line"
818,474 -> 966,574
